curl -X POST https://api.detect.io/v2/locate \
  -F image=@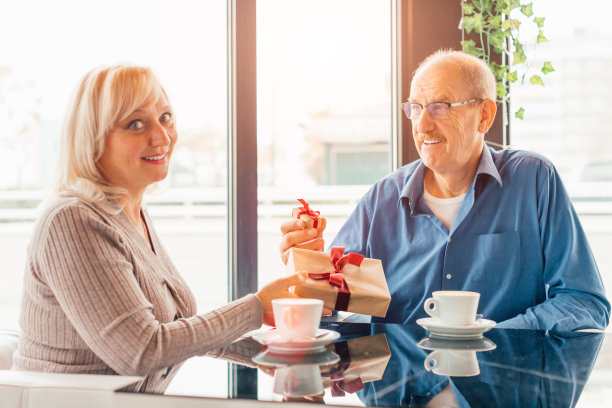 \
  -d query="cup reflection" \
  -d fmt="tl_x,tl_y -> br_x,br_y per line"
273,364 -> 324,397
418,336 -> 496,378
